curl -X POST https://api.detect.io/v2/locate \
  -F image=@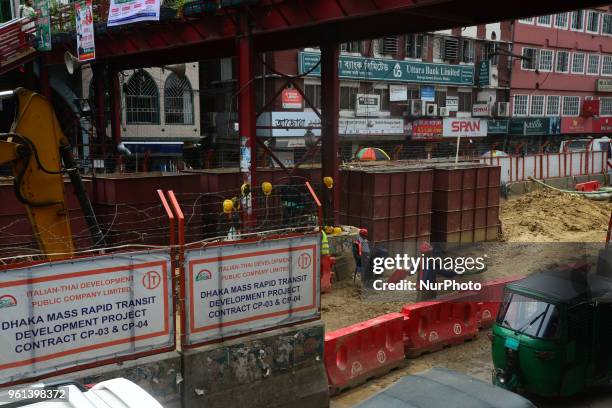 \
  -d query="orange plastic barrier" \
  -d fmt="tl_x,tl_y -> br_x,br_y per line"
401,301 -> 478,358
325,313 -> 405,394
575,180 -> 600,192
